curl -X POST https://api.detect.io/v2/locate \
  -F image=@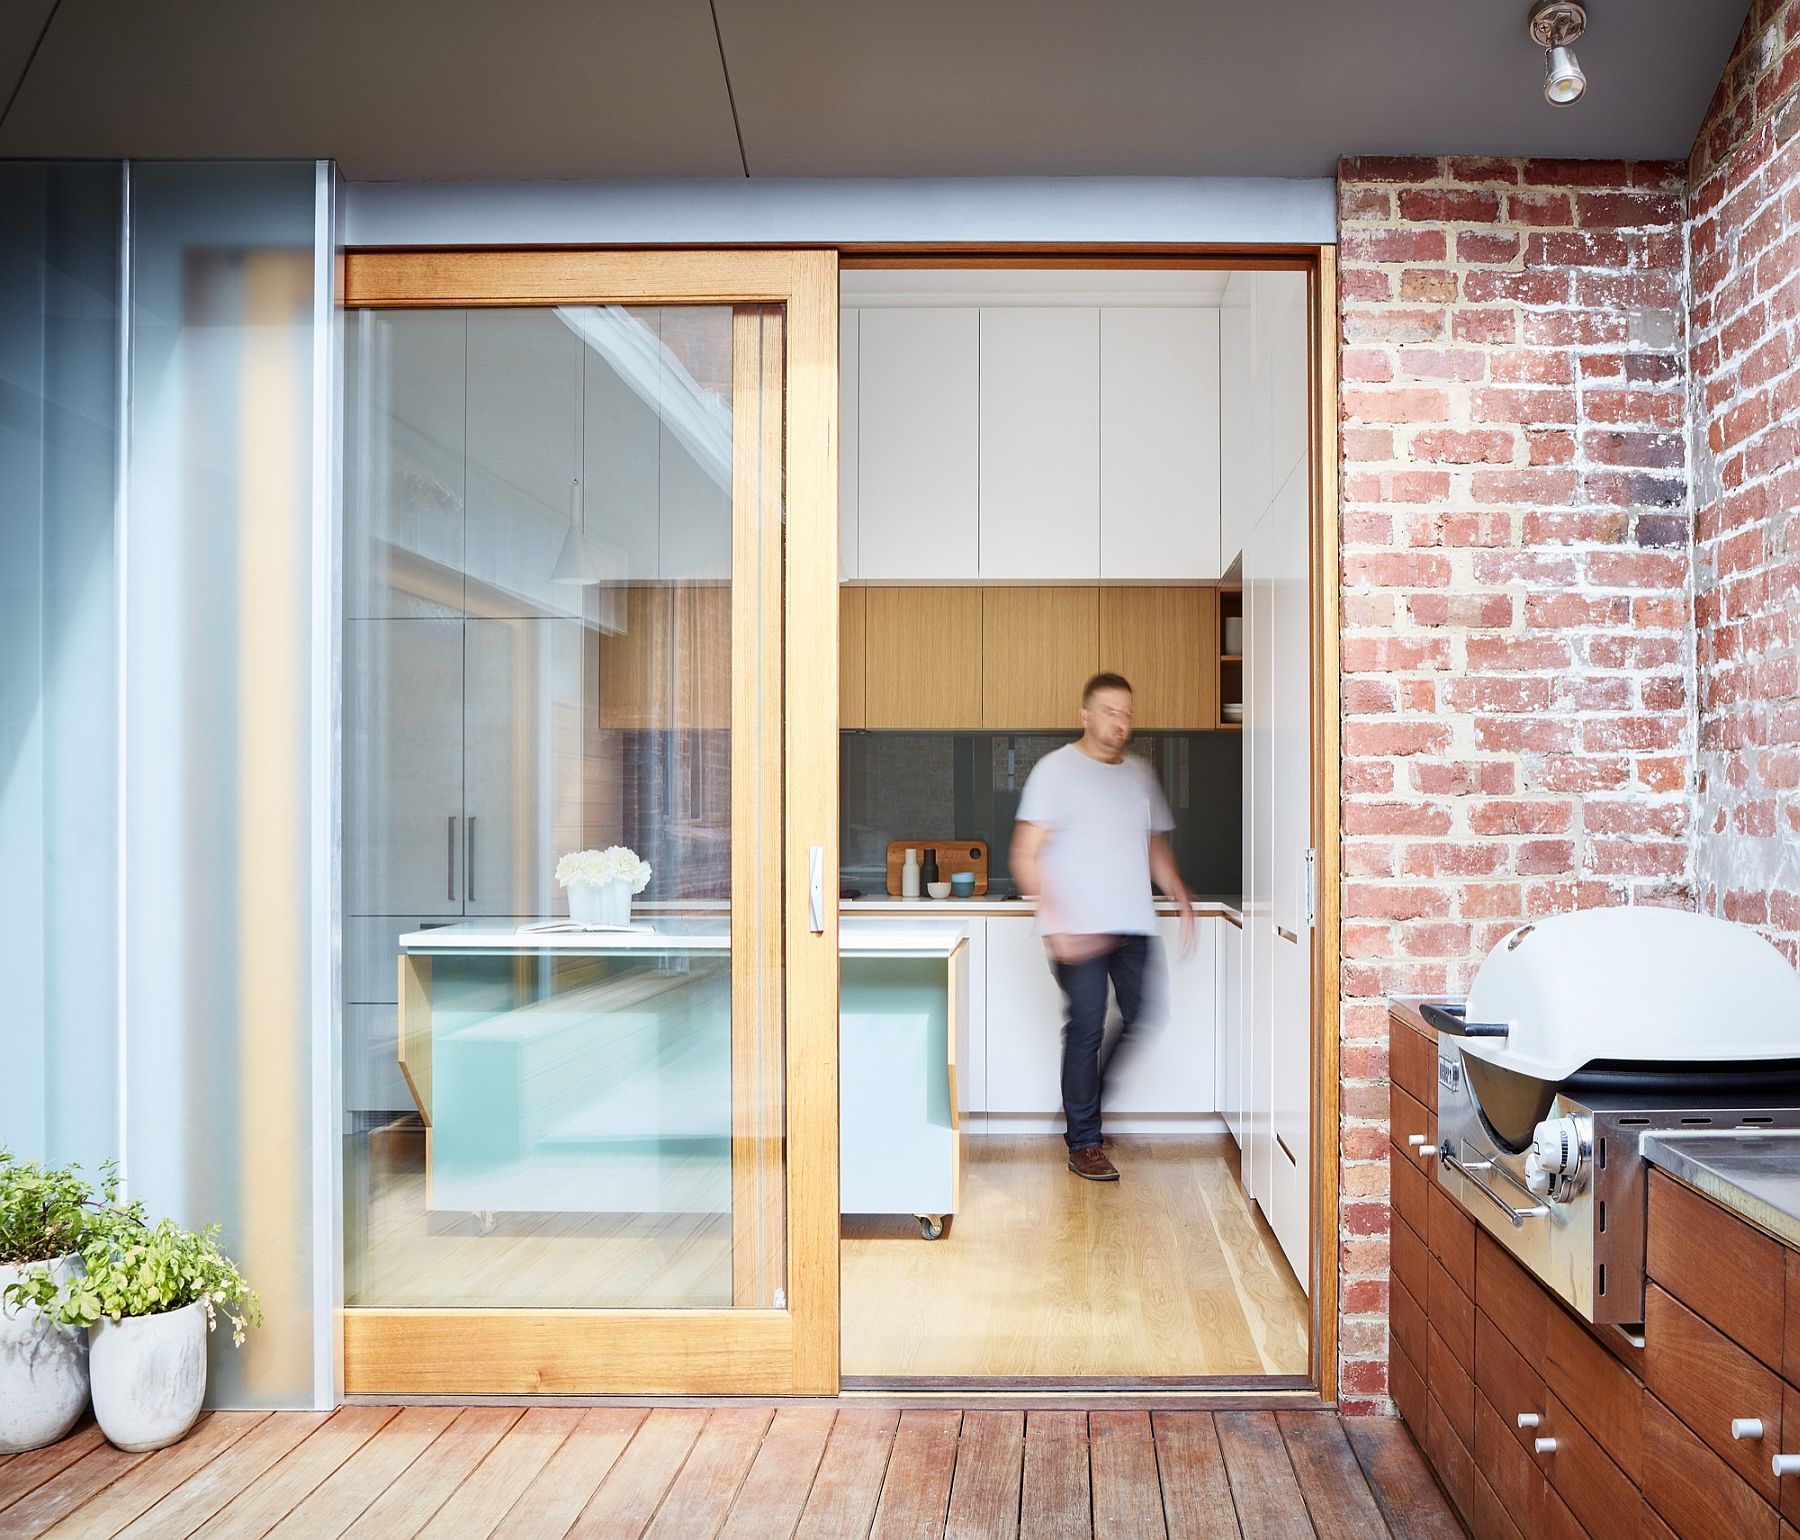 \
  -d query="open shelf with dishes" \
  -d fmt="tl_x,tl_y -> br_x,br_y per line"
1216,586 -> 1243,730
